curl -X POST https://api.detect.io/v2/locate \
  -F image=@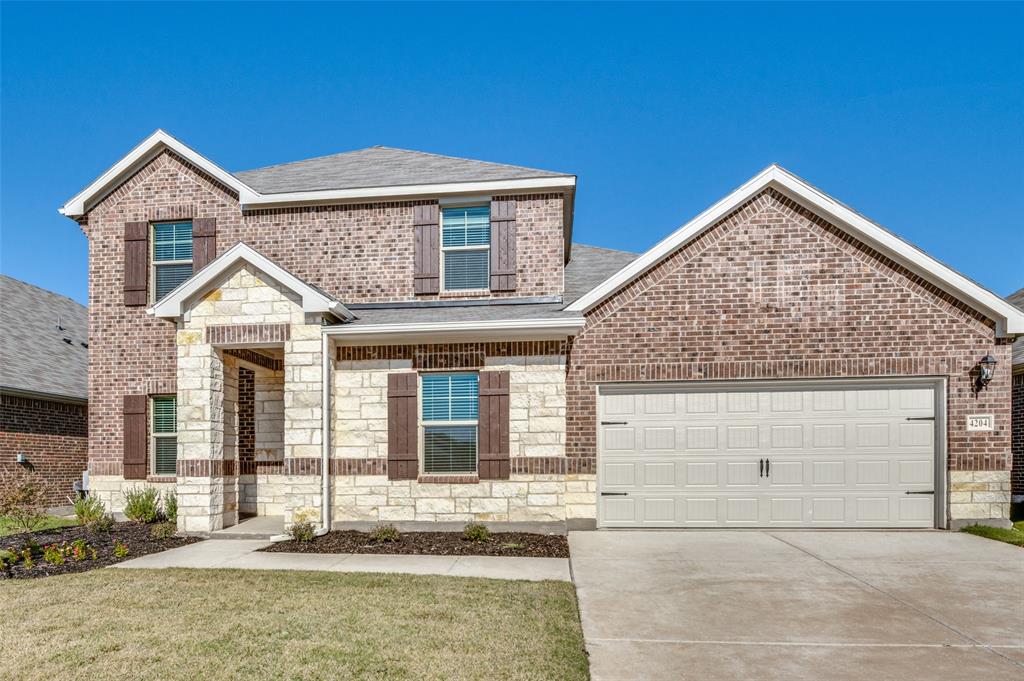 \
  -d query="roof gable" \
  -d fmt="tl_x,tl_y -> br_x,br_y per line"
566,165 -> 1024,336
148,242 -> 353,322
